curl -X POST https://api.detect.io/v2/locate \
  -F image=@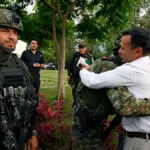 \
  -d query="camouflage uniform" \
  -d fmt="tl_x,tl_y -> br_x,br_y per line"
107,86 -> 150,117
72,58 -> 150,150
72,58 -> 117,150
